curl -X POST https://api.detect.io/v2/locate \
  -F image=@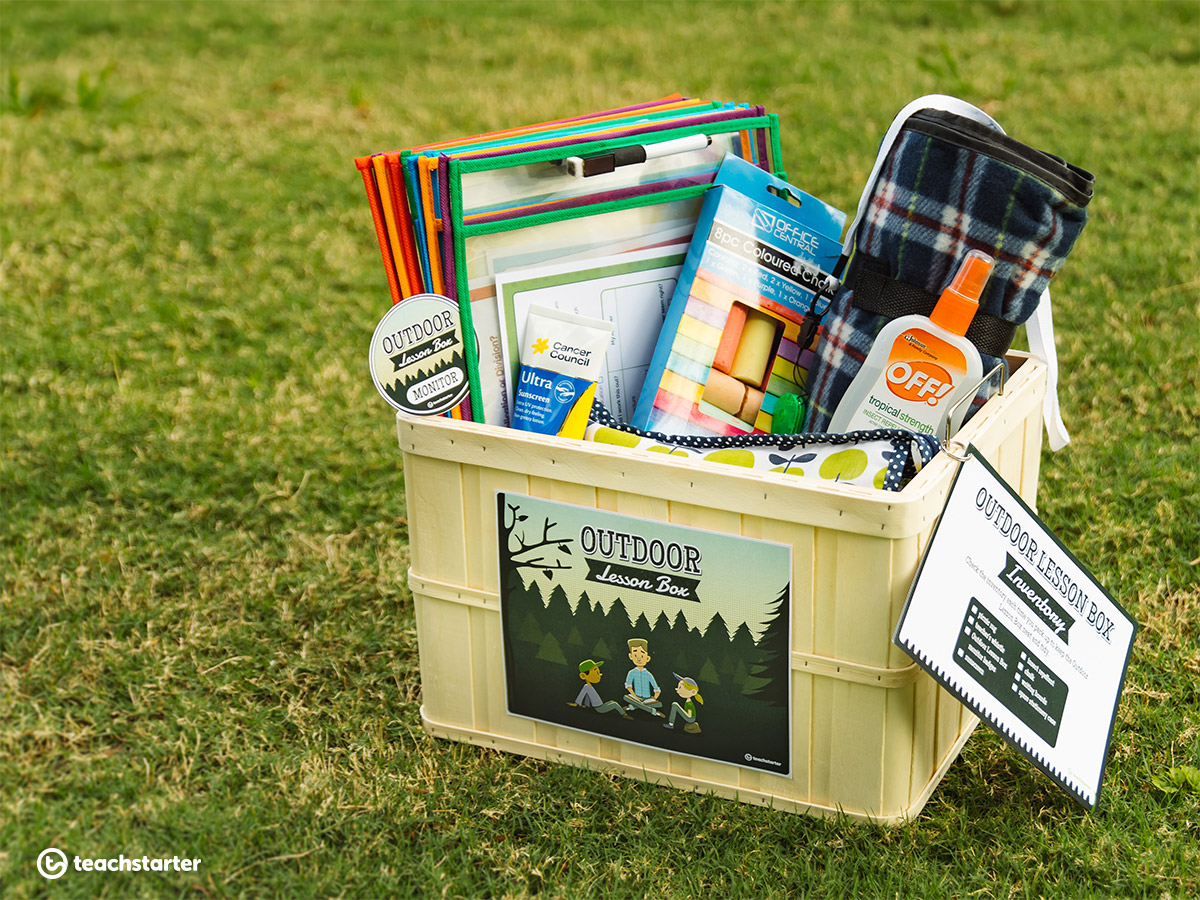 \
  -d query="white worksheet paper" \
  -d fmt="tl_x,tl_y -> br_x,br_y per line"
494,244 -> 688,425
